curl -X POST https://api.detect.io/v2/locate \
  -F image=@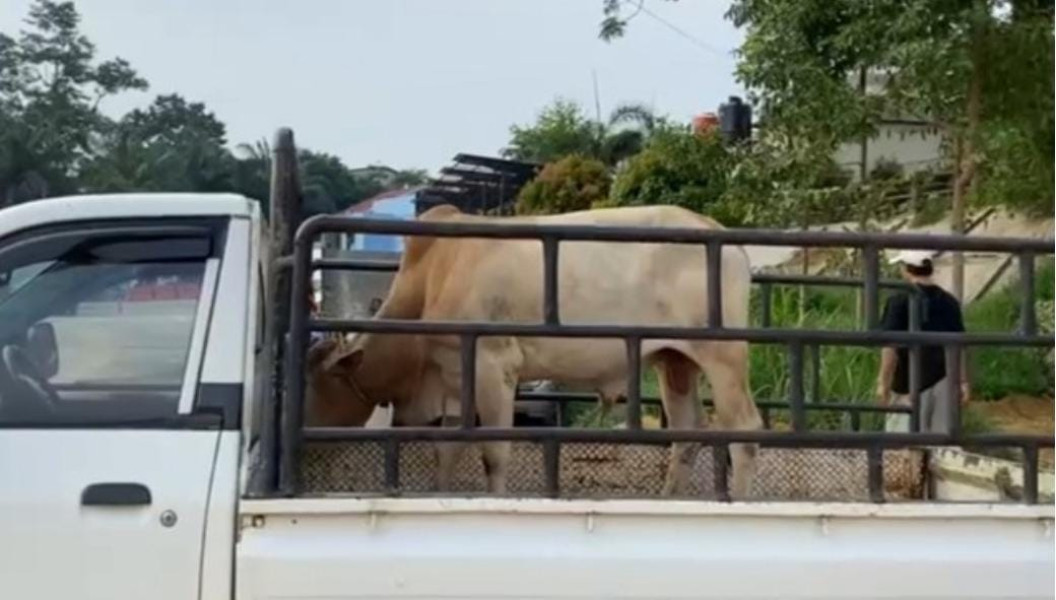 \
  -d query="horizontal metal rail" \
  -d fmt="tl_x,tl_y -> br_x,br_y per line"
309,257 -> 913,290
297,215 -> 1053,253
275,214 -> 1054,504
309,317 -> 1052,347
515,390 -> 911,415
302,427 -> 1051,448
